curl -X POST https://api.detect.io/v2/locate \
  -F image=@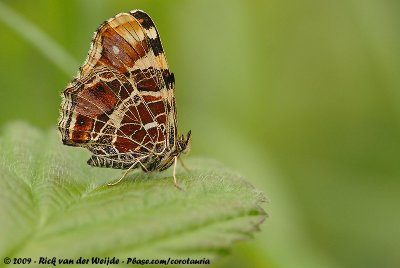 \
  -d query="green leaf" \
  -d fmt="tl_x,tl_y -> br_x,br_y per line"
0,122 -> 266,263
